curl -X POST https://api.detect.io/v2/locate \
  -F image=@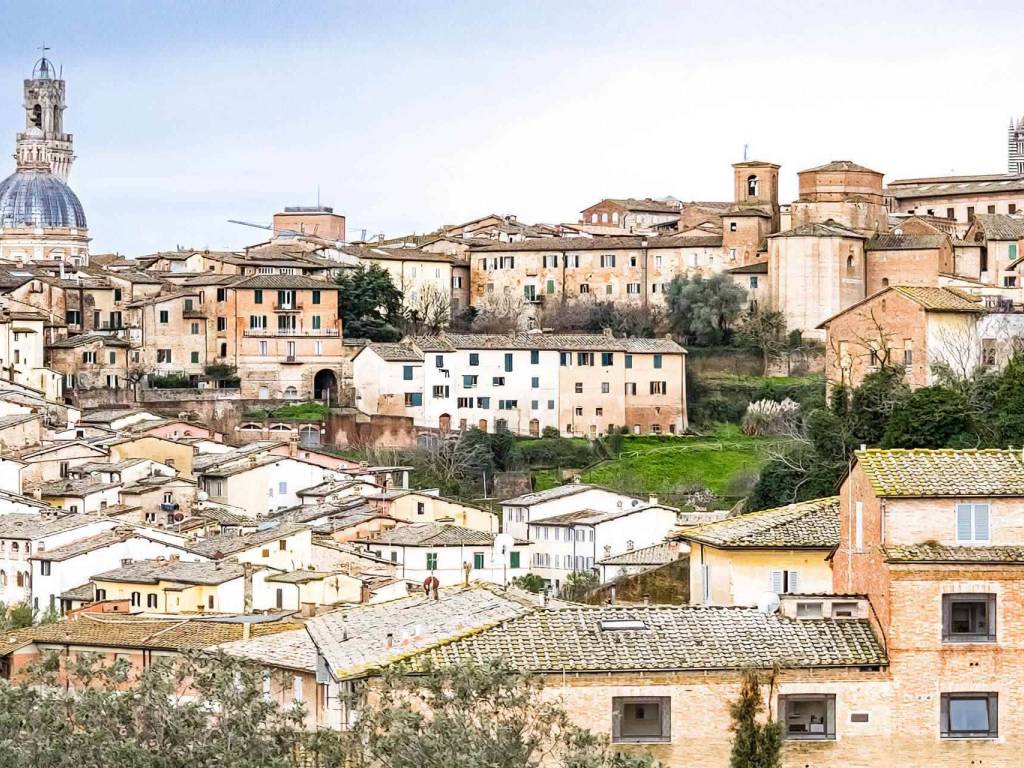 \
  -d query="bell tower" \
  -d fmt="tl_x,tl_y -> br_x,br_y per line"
15,49 -> 75,181
1010,117 -> 1024,176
